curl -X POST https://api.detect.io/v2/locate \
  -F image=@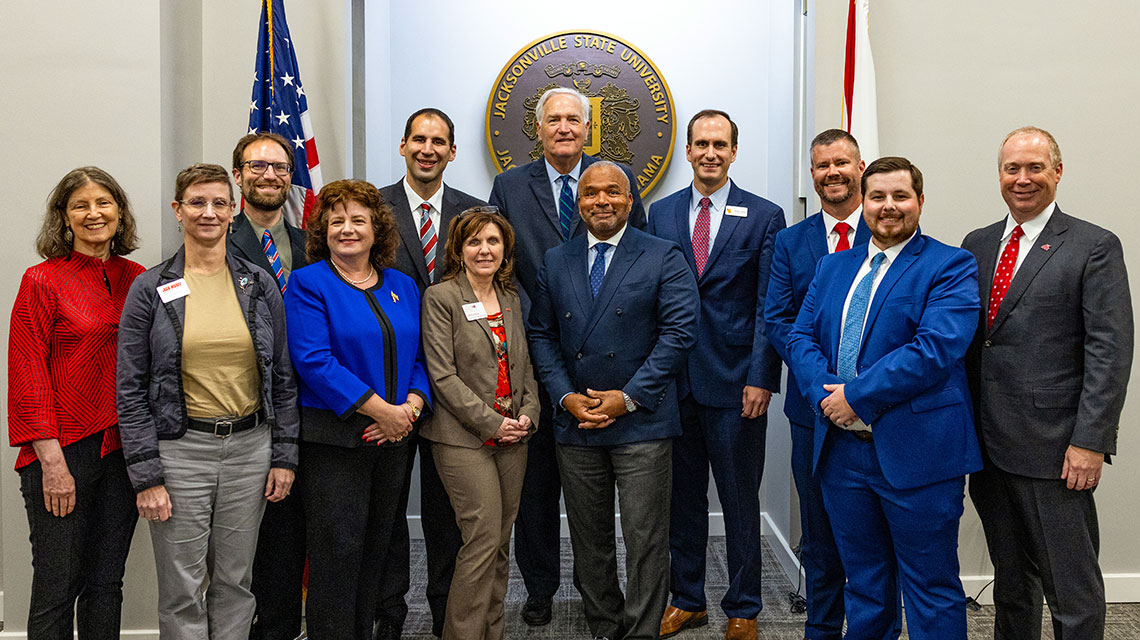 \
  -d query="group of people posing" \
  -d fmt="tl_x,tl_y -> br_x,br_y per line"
8,85 -> 1130,640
